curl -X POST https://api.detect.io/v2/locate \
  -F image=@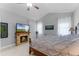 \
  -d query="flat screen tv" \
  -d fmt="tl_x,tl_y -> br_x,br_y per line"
45,25 -> 54,30
16,23 -> 30,32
